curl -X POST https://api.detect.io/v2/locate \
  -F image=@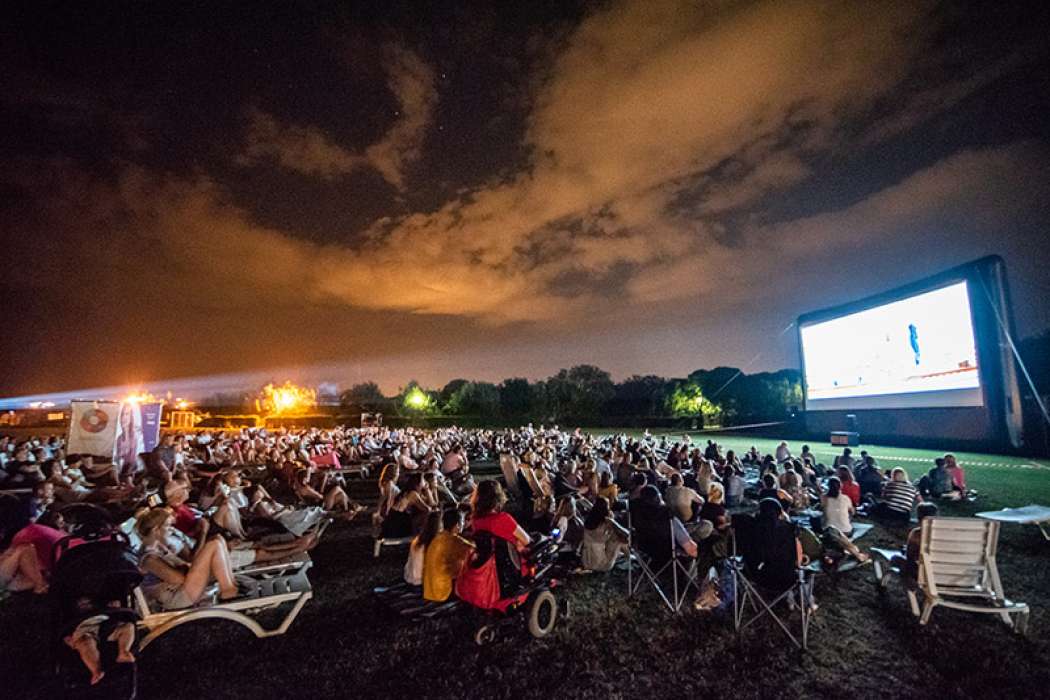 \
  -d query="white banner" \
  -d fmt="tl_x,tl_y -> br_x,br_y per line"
68,400 -> 122,459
